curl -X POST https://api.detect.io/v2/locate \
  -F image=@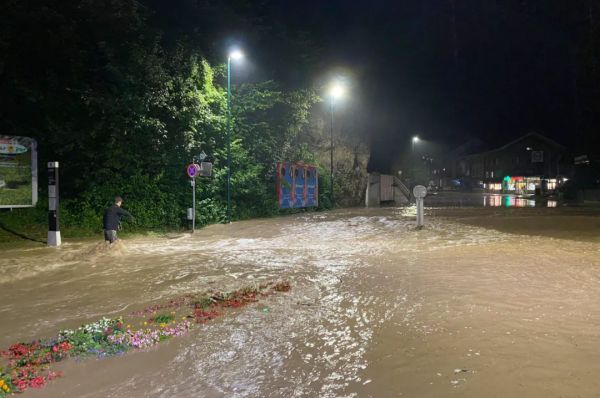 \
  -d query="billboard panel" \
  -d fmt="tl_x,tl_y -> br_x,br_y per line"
0,136 -> 38,208
276,162 -> 318,209
305,165 -> 318,207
